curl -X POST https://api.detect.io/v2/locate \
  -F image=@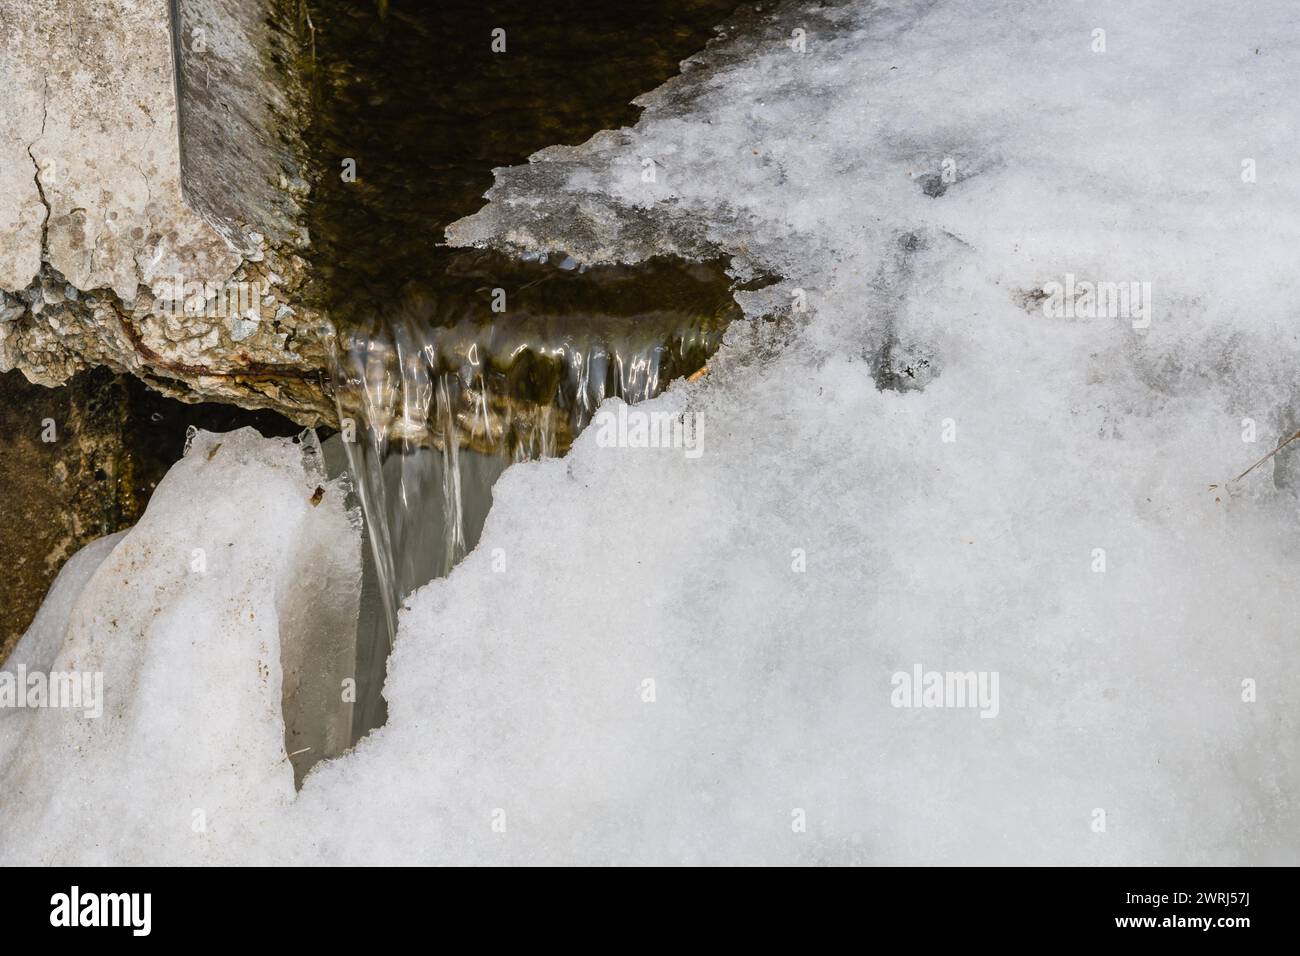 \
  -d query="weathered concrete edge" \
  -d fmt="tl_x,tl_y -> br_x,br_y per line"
0,0 -> 332,425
